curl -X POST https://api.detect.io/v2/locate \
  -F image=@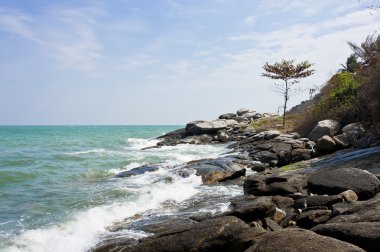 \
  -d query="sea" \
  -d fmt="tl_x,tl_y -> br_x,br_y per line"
0,126 -> 243,252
